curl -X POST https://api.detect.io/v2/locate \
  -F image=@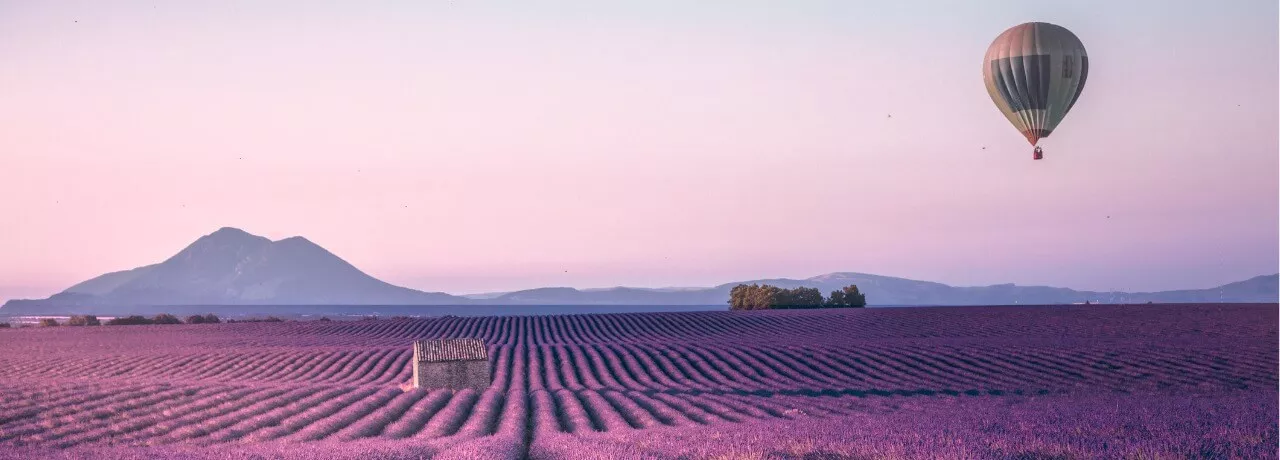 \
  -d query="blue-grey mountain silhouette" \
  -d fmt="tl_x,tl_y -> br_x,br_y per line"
11,227 -> 465,308
3,228 -> 1275,313
468,272 -> 1278,305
